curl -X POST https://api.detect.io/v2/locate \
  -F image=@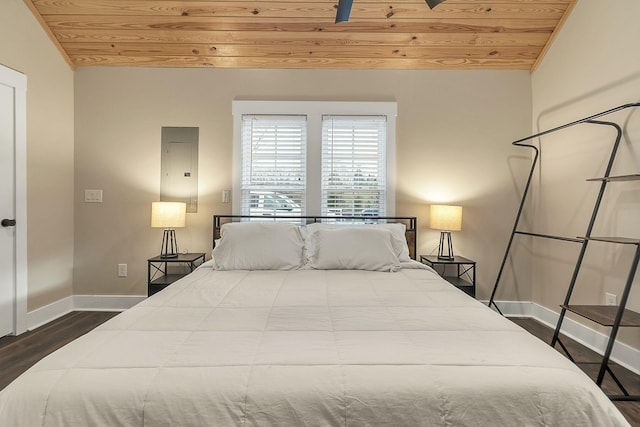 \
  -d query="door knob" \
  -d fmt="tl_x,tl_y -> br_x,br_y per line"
1,219 -> 16,227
